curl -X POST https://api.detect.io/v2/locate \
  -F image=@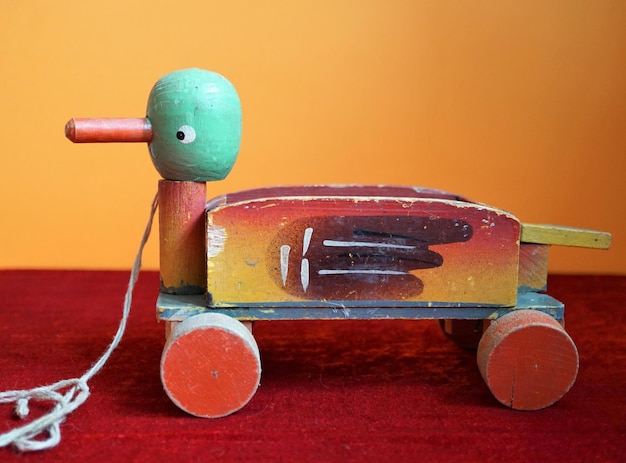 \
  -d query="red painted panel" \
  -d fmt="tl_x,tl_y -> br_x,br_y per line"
206,189 -> 520,307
